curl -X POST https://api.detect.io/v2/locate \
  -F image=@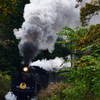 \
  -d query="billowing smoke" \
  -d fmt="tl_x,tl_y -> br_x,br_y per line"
14,0 -> 81,65
19,42 -> 38,66
14,0 -> 99,66
30,56 -> 71,71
